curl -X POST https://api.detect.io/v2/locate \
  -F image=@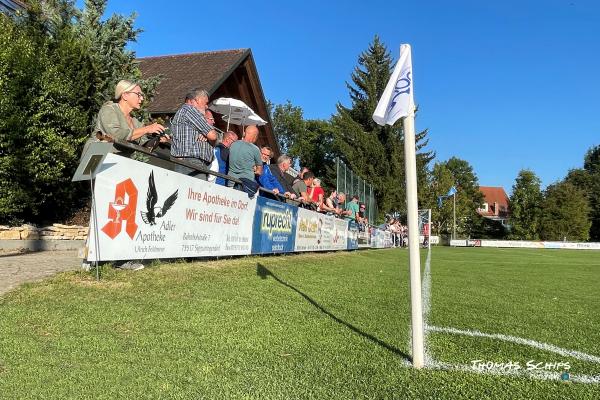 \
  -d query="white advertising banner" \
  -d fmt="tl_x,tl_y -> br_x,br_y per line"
371,229 -> 387,248
479,240 -> 544,249
332,218 -> 349,250
451,239 -> 600,250
294,208 -> 349,252
87,154 -> 257,261
542,241 -> 600,250
419,235 -> 439,245
294,207 -> 323,252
